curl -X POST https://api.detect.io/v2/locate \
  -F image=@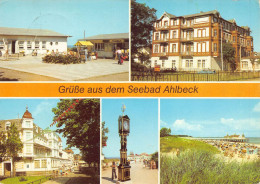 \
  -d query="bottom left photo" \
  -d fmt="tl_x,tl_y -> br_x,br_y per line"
0,98 -> 100,184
